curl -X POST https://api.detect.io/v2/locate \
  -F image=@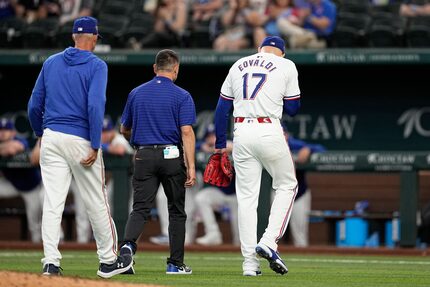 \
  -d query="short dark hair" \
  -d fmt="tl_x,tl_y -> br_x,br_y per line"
155,49 -> 179,72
